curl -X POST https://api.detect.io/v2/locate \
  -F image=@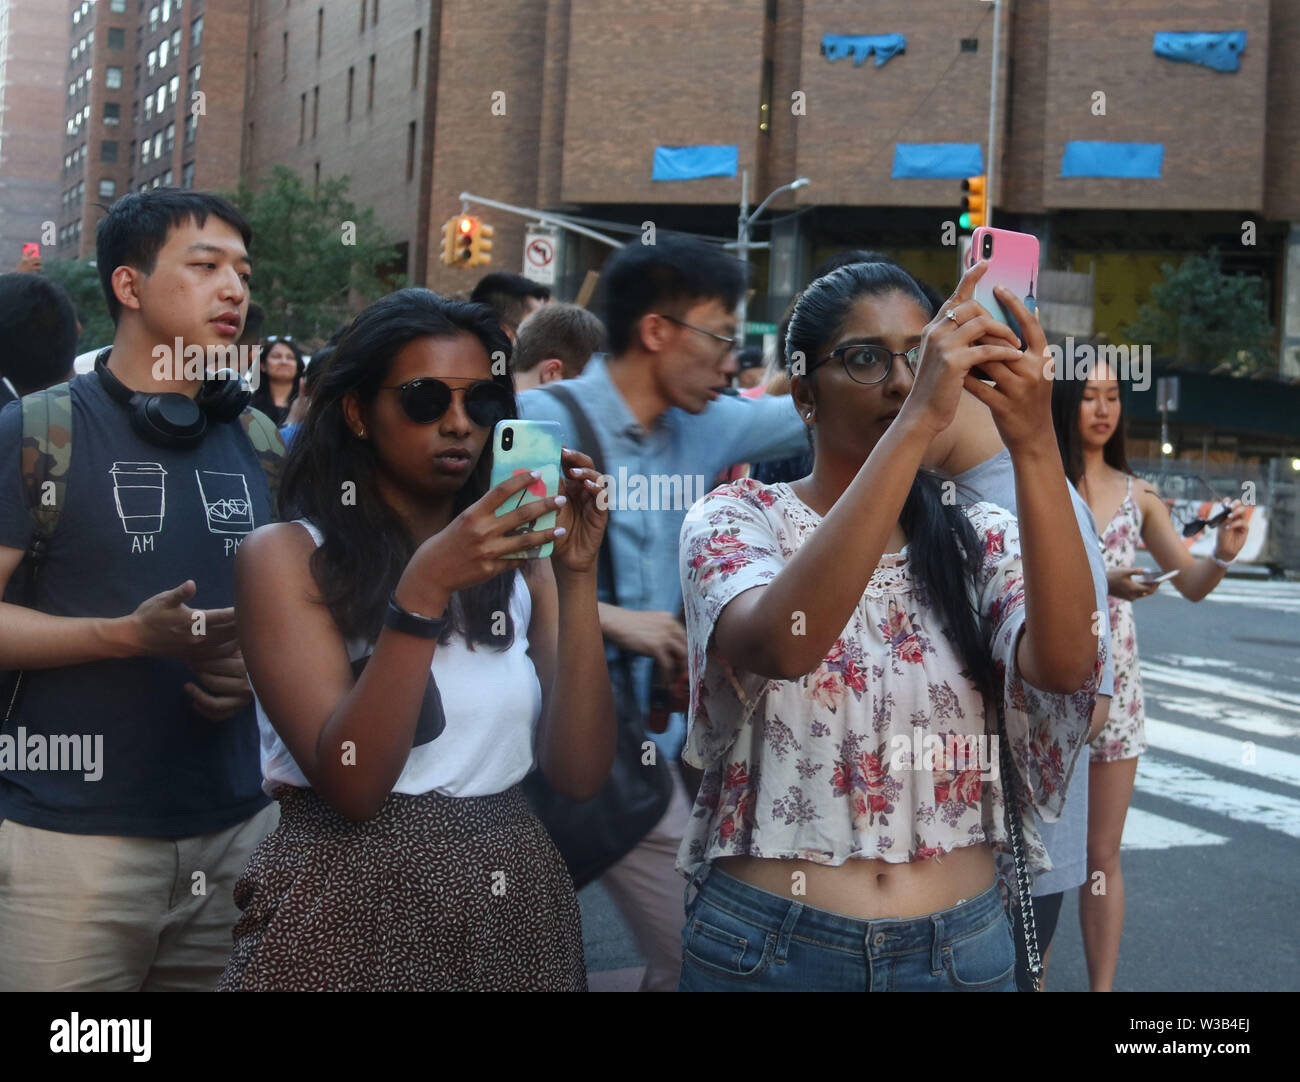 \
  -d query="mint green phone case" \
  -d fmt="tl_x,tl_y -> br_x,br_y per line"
490,419 -> 563,559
